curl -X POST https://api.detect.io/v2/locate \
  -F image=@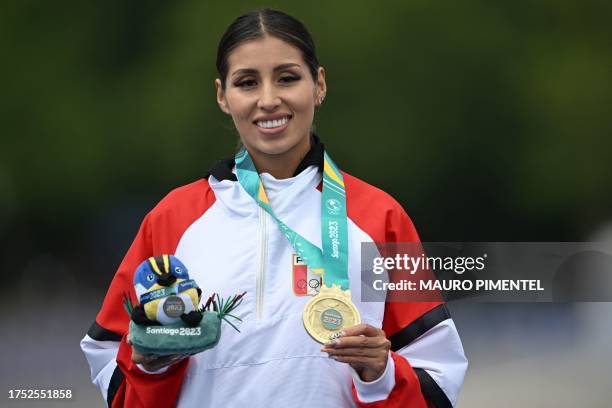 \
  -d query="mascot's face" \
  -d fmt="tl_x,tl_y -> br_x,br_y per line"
134,255 -> 189,298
